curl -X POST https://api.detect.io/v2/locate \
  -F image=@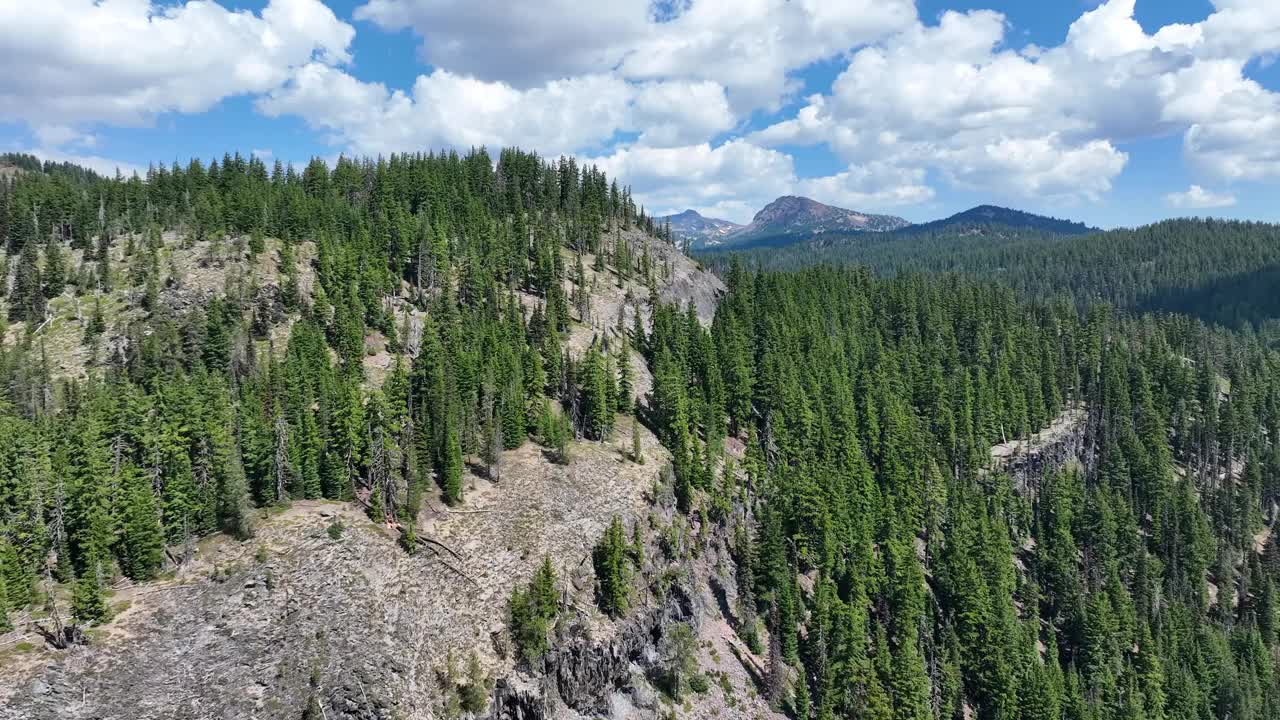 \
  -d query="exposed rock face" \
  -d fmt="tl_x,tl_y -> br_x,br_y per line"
990,406 -> 1092,495
0,421 -> 669,720
490,583 -> 696,719
0,224 -> 730,720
